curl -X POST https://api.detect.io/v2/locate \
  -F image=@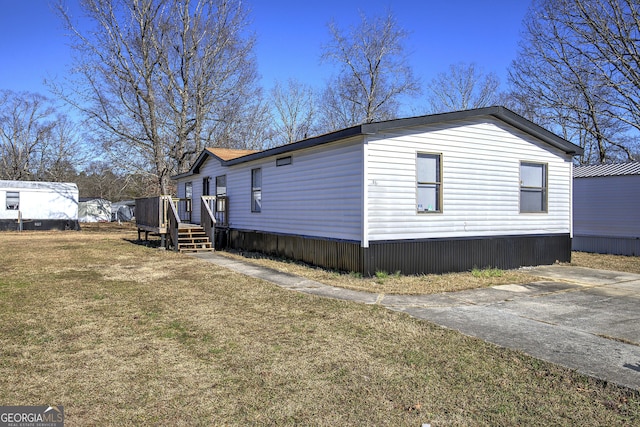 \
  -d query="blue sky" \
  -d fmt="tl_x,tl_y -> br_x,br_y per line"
0,0 -> 530,114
